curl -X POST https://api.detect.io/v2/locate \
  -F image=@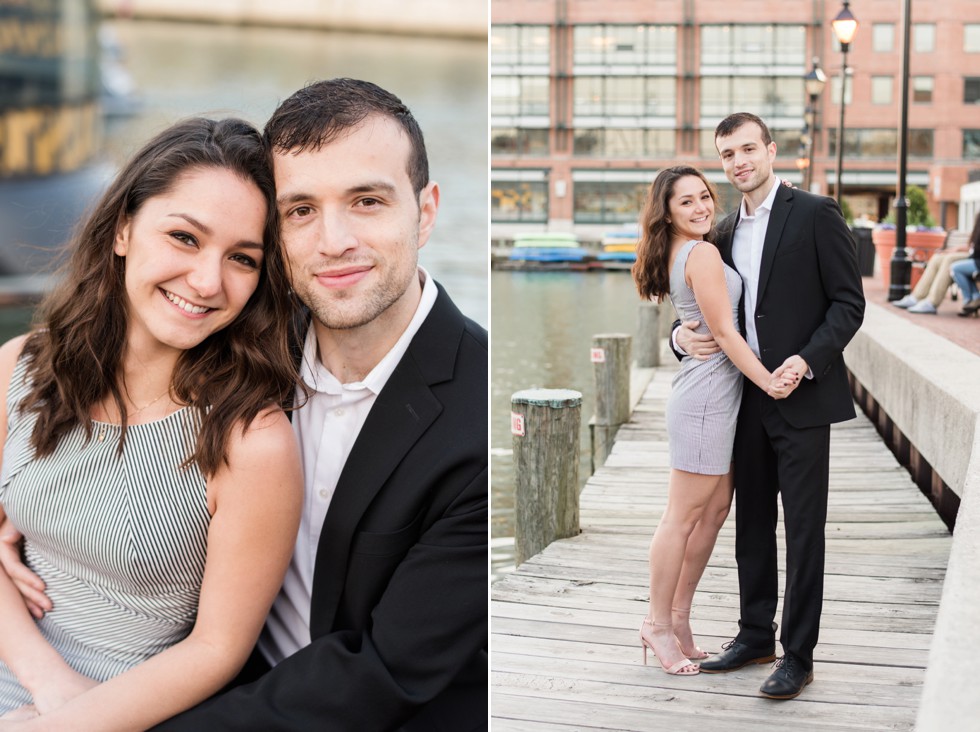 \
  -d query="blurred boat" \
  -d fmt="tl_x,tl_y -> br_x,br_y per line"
0,0 -> 116,291
594,229 -> 638,270
507,232 -> 591,269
